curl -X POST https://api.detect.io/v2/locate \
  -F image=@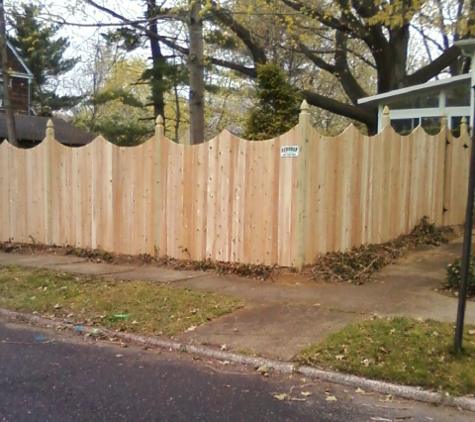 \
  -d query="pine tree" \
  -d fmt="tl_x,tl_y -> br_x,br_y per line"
8,3 -> 79,115
244,64 -> 302,140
